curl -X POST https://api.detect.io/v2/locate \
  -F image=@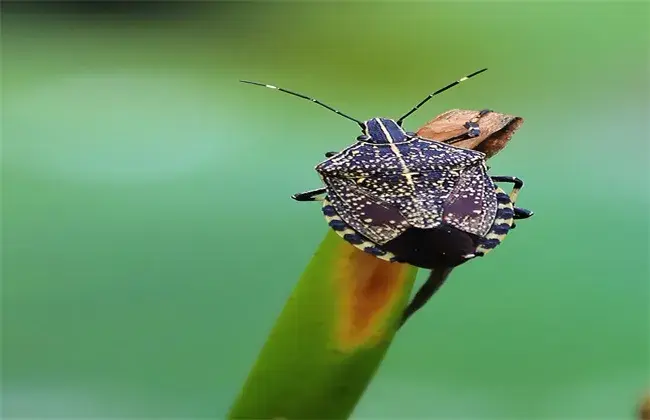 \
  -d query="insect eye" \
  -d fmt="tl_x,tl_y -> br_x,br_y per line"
357,135 -> 371,142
